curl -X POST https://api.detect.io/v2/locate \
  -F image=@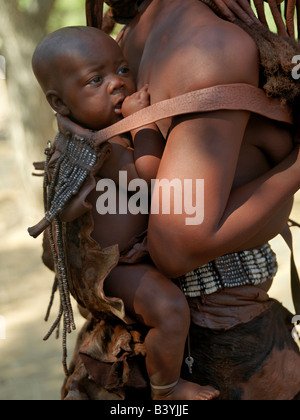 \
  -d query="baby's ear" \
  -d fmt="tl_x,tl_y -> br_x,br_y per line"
46,90 -> 70,116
